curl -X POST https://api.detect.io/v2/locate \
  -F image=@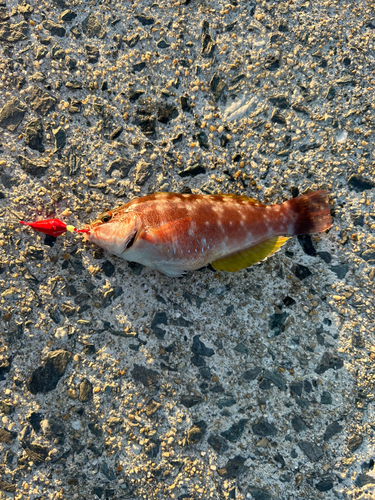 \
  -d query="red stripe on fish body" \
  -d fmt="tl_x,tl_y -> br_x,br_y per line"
85,191 -> 331,276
